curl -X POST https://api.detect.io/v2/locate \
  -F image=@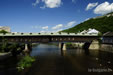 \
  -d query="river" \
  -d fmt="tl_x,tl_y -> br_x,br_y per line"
0,43 -> 113,75
29,44 -> 113,75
